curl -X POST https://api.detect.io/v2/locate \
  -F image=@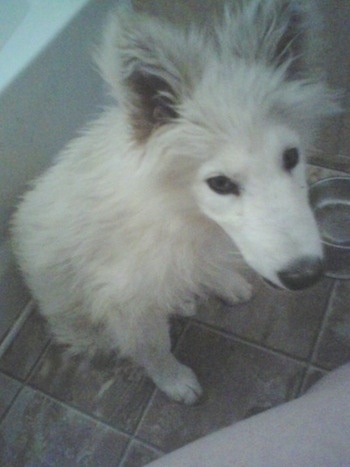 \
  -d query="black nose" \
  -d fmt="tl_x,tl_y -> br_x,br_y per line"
278,257 -> 324,290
